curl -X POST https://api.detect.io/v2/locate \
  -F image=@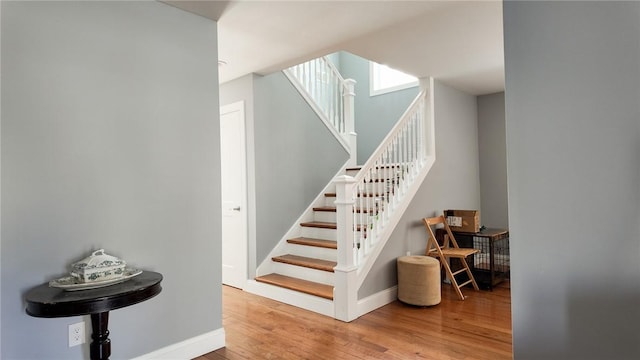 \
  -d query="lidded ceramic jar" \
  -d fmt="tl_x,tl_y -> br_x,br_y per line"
70,249 -> 126,283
